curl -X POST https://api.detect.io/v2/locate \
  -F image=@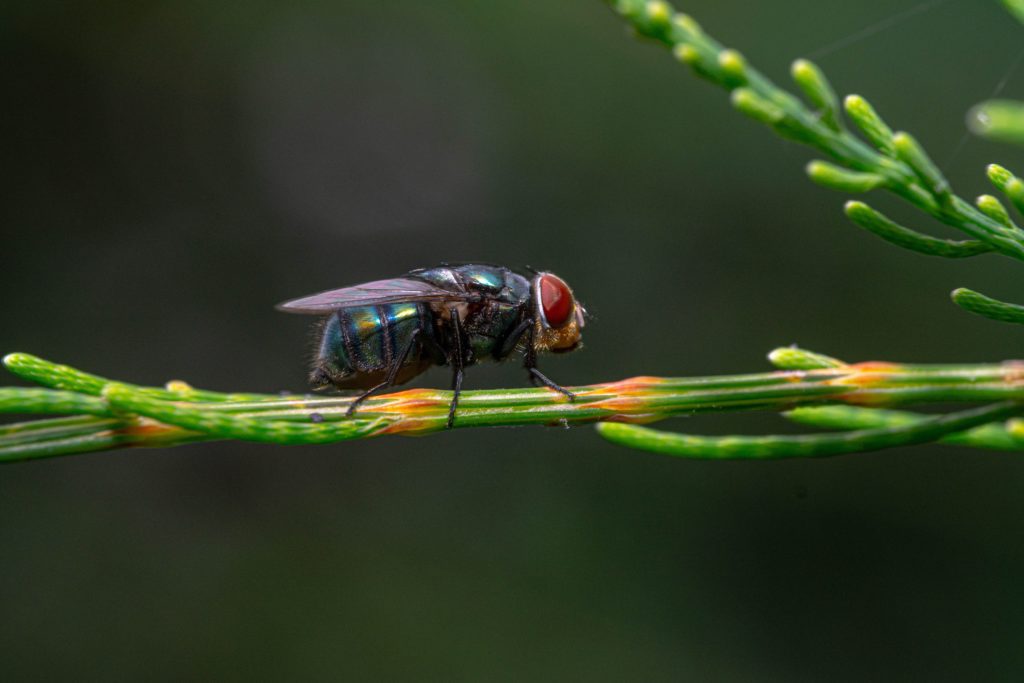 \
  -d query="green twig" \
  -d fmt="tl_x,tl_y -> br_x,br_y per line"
967,1 -> 1024,146
784,405 -> 1024,450
1005,0 -> 1024,23
4,4 -> 1024,463
3,349 -> 1024,462
604,0 -> 1024,317
598,402 -> 1023,459
970,100 -> 1024,146
843,201 -> 992,258
766,346 -> 845,370
951,287 -> 1024,324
